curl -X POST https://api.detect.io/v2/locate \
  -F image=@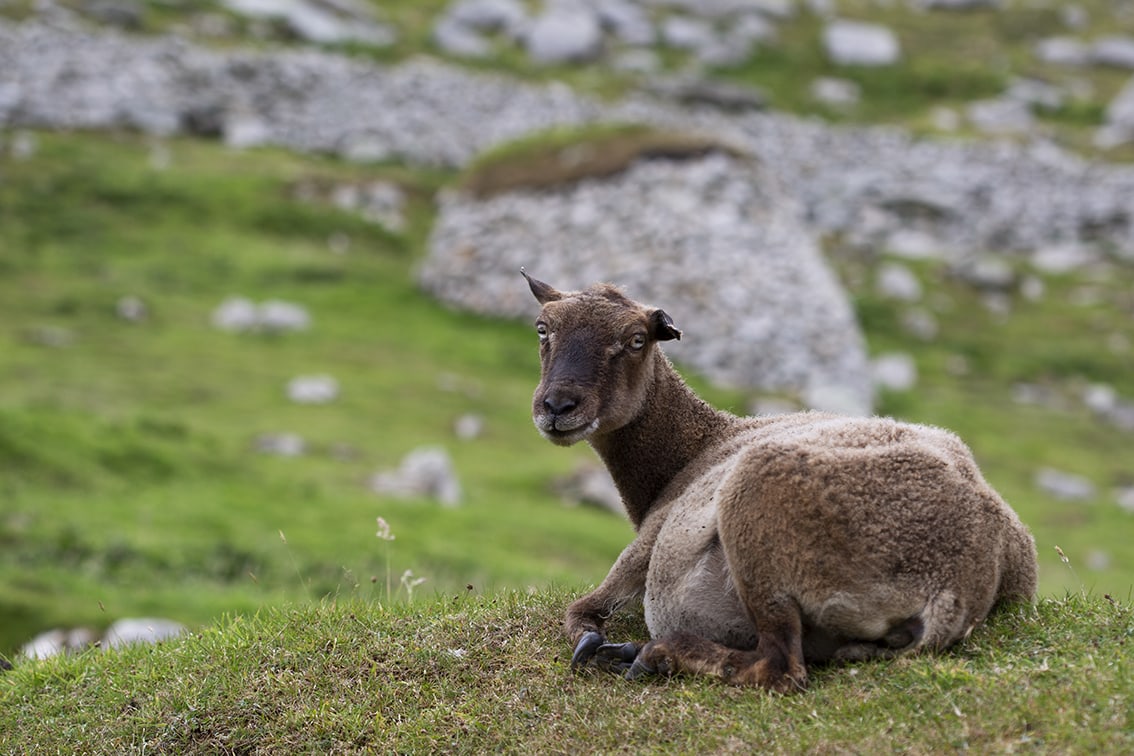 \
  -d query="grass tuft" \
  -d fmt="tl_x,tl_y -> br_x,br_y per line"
1,590 -> 1131,752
